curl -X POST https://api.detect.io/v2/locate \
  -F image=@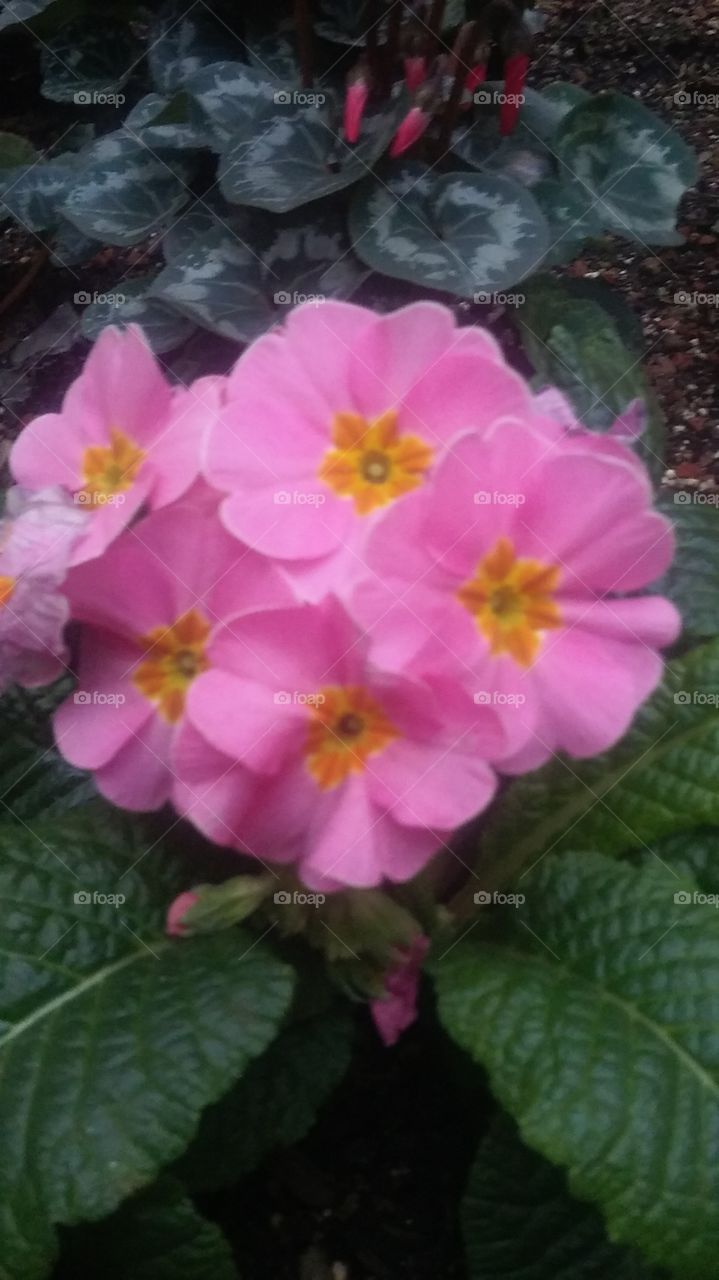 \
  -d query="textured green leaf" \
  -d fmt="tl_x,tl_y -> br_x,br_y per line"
50,219 -> 100,267
532,177 -> 603,265
0,815 -> 293,1279
655,495 -> 719,641
218,88 -> 403,213
147,10 -> 231,96
0,685 -> 94,823
40,22 -> 137,103
124,92 -> 210,150
62,134 -> 192,246
184,61 -> 280,150
555,92 -> 697,245
463,1118 -> 662,1279
518,83 -> 592,143
59,1176 -> 238,1280
0,132 -> 36,169
438,850 -> 719,1276
350,164 -> 550,297
179,998 -> 353,1191
150,225 -> 273,342
0,158 -> 77,233
0,0 -> 56,32
79,278 -> 196,353
475,640 -> 719,891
